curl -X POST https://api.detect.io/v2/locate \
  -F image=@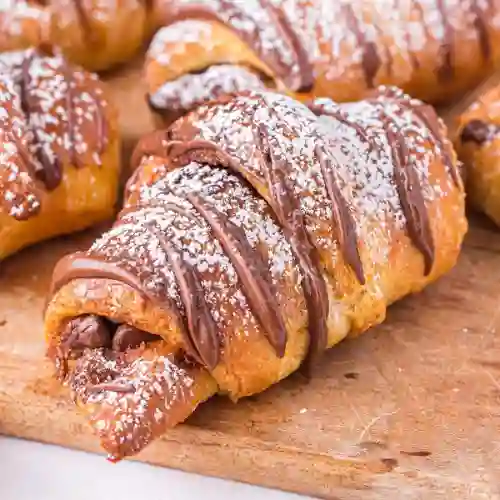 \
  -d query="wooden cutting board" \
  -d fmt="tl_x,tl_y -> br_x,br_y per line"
1,64 -> 500,500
